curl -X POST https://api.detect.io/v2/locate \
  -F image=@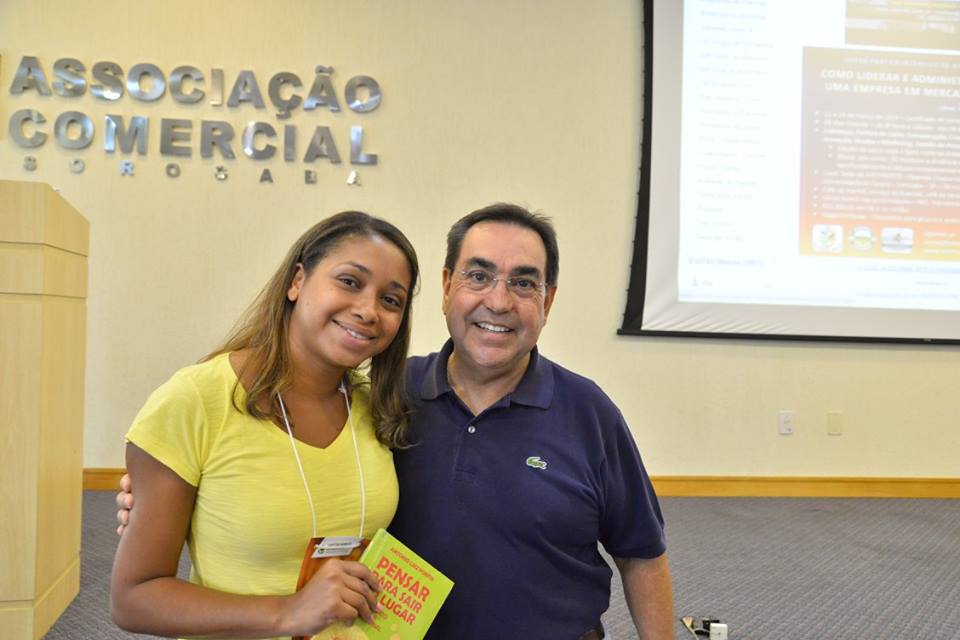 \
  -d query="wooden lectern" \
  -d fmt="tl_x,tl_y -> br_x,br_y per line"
0,180 -> 87,638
